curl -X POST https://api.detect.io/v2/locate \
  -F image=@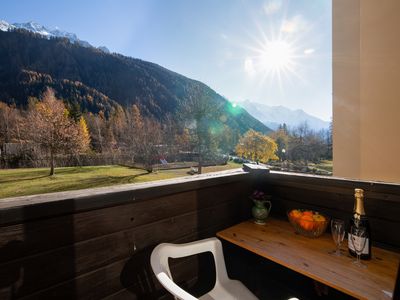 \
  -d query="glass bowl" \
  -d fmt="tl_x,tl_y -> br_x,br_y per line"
287,209 -> 329,238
